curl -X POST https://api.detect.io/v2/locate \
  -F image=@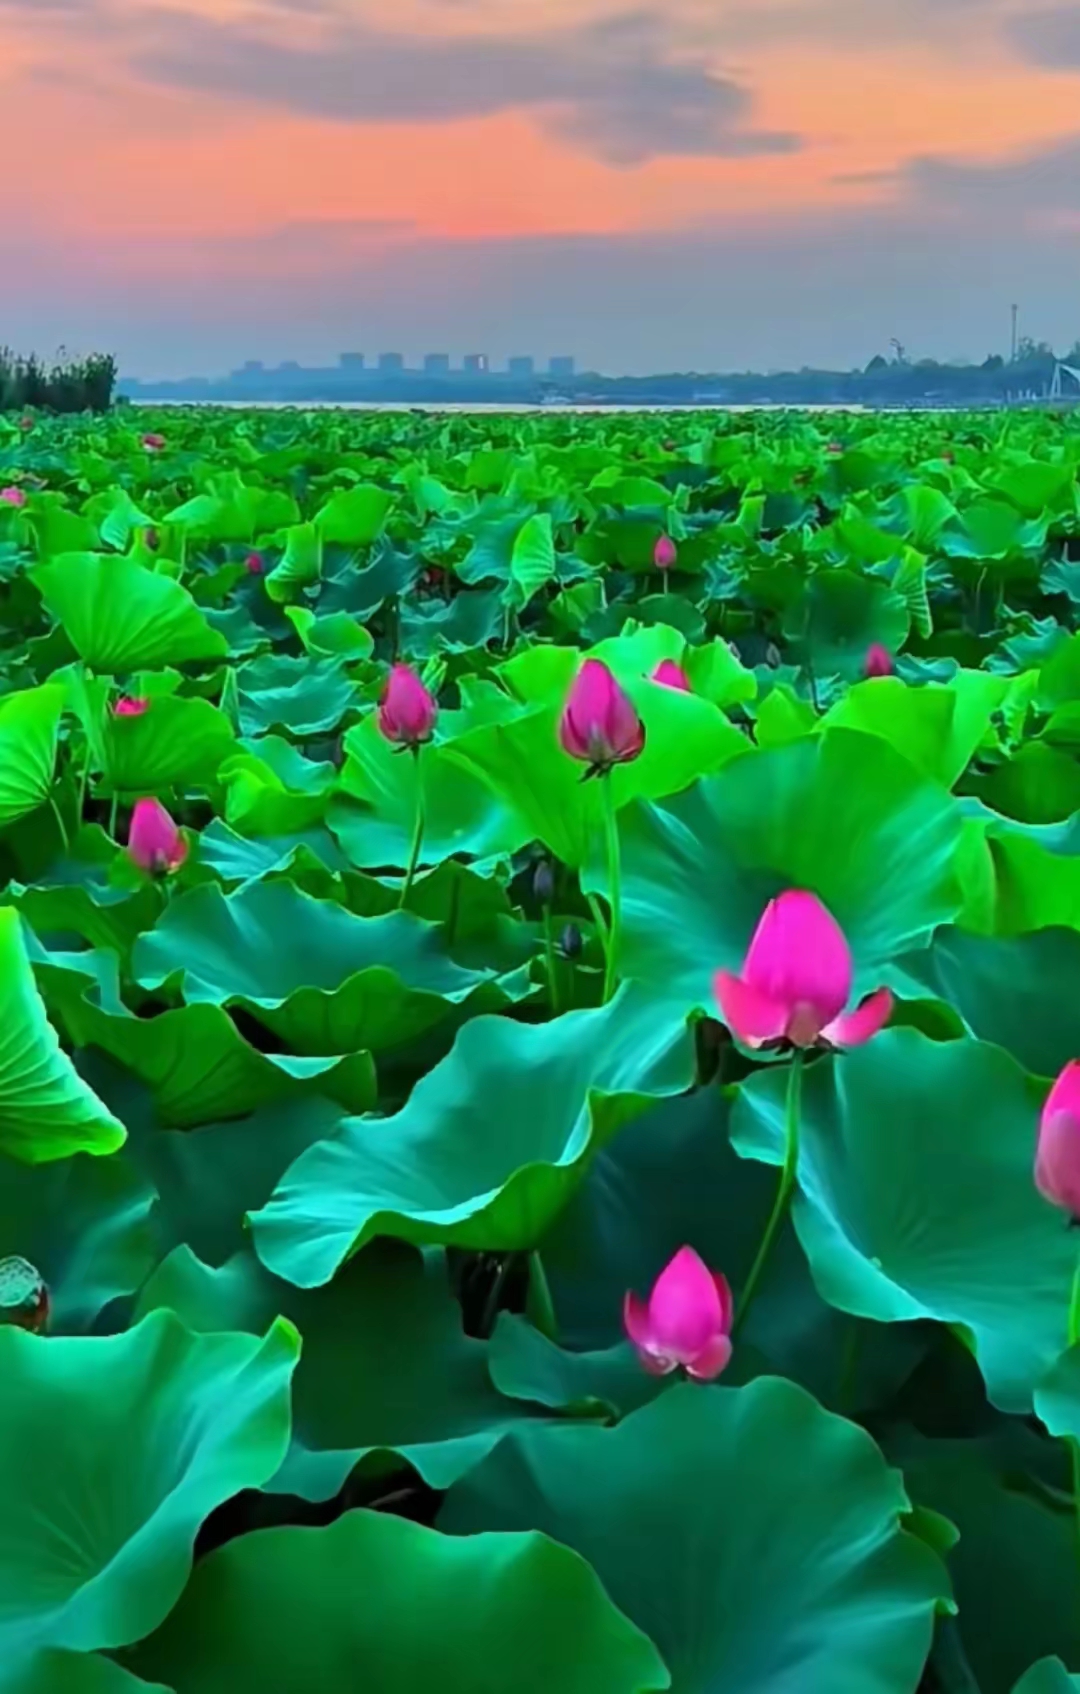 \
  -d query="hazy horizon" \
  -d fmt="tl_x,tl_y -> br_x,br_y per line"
6,0 -> 1080,378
